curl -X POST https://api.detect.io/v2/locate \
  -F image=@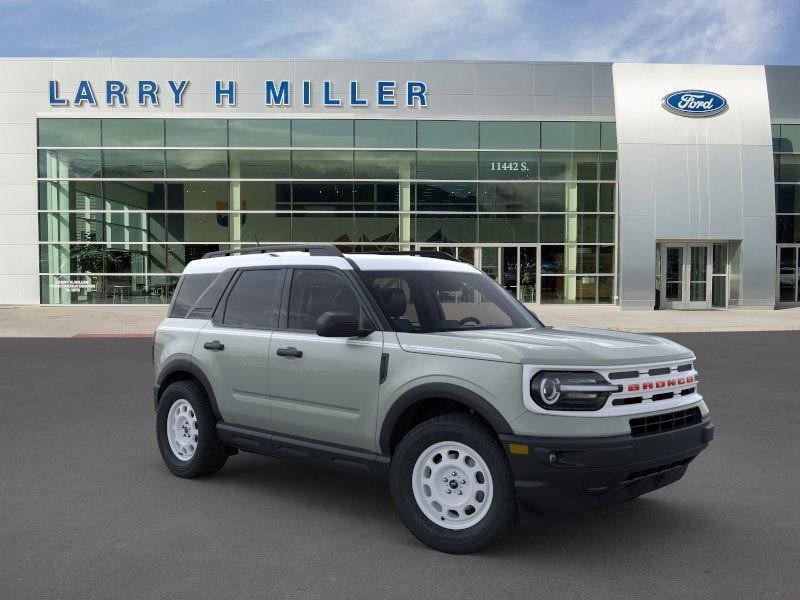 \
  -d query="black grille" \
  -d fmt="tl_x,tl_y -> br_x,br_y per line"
622,458 -> 692,484
629,407 -> 702,437
609,370 -> 640,380
648,367 -> 671,376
